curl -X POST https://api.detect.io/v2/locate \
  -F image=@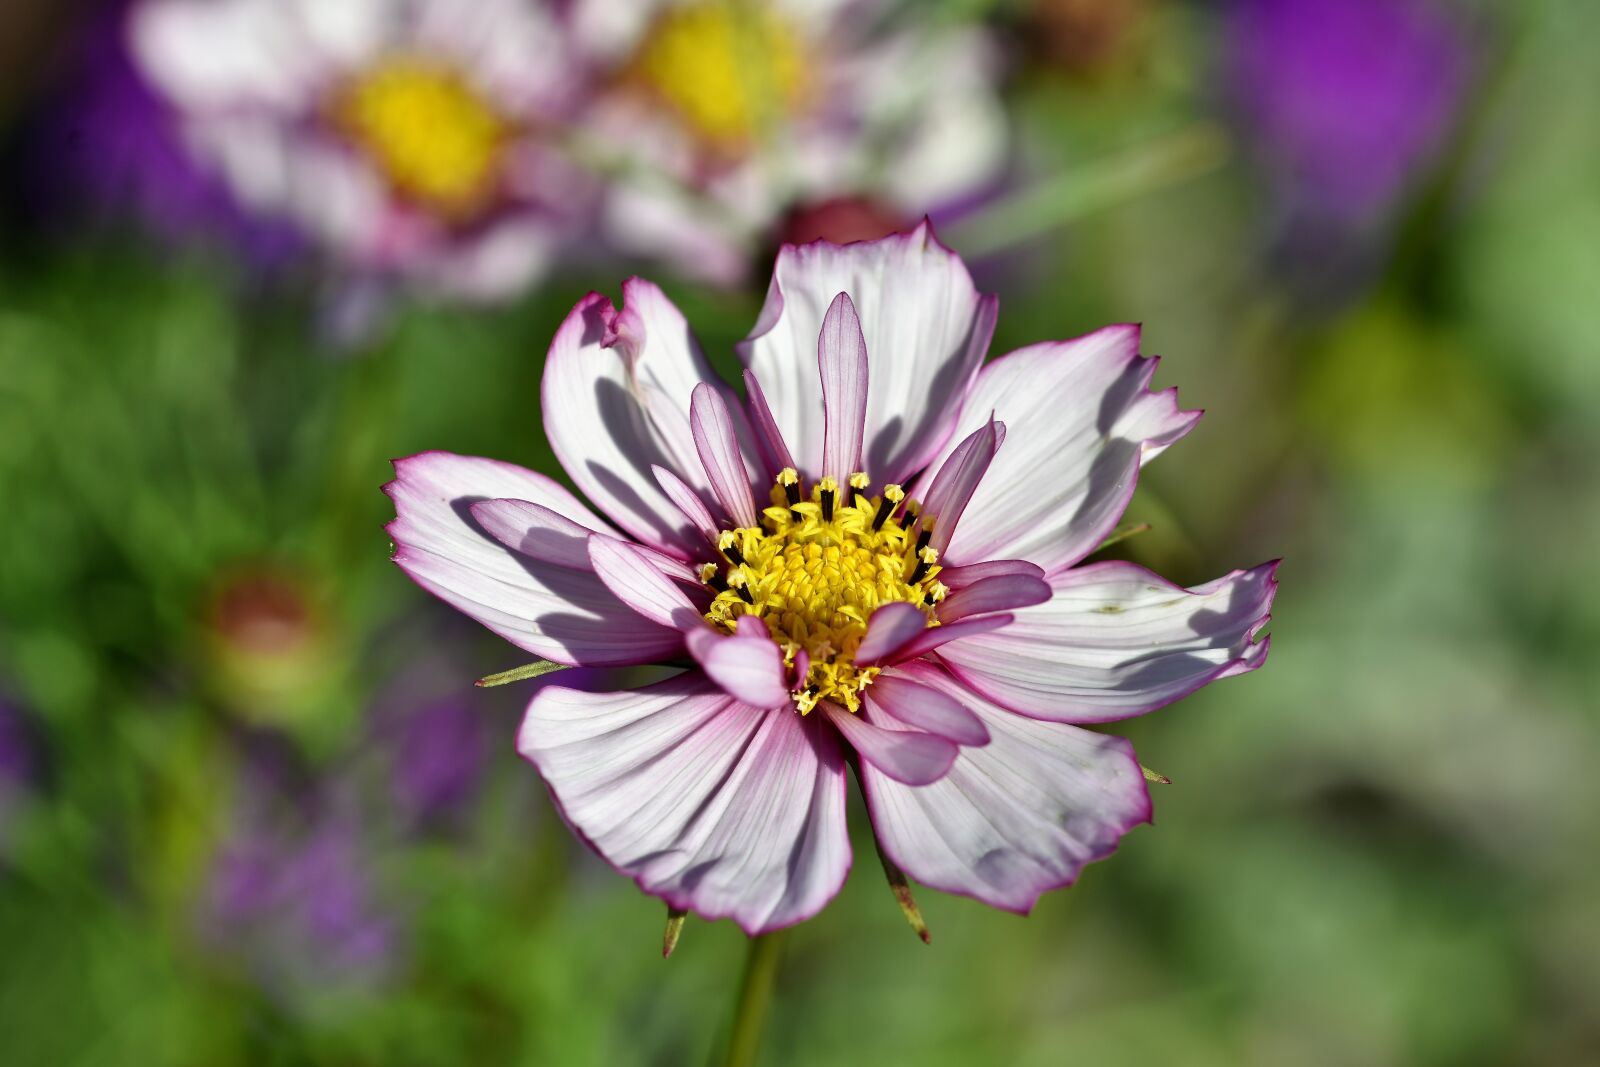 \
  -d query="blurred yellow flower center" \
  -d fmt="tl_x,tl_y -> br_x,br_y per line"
634,2 -> 809,148
338,58 -> 507,218
704,470 -> 944,714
